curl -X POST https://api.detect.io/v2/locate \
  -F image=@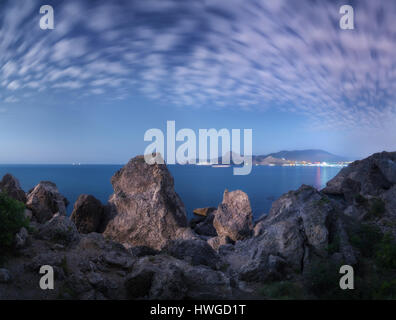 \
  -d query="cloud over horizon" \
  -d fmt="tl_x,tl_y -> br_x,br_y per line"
0,0 -> 396,140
